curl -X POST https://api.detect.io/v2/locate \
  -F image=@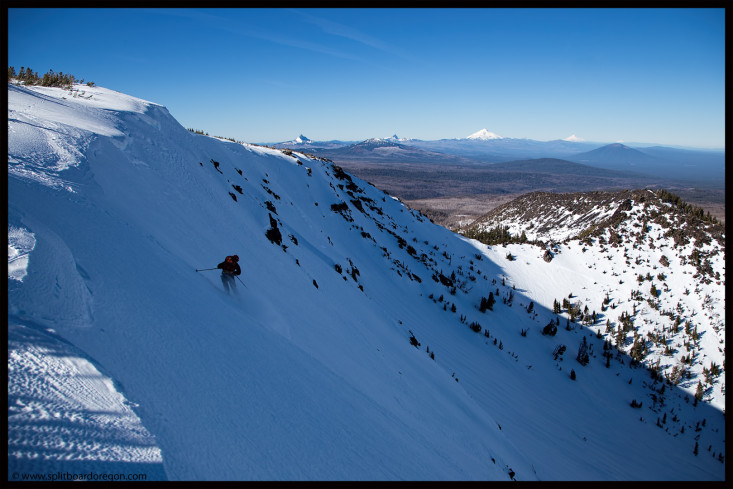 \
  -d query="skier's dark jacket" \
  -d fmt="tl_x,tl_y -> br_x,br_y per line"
217,257 -> 241,276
